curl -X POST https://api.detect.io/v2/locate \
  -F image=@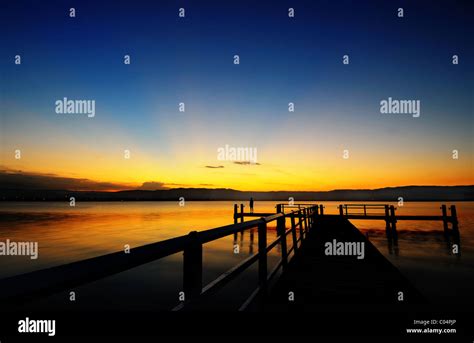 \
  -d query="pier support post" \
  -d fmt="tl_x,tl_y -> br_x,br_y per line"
276,204 -> 282,214
234,204 -> 238,240
441,205 -> 449,235
240,204 -> 244,223
384,205 -> 393,253
234,204 -> 238,224
301,210 -> 307,235
319,204 -> 324,216
390,205 -> 398,242
276,206 -> 288,268
308,208 -> 312,227
384,205 -> 391,236
303,208 -> 309,232
291,213 -> 298,251
258,221 -> 268,299
449,205 -> 461,256
298,210 -> 304,239
450,205 -> 459,233
183,231 -> 202,301
339,205 -> 344,216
